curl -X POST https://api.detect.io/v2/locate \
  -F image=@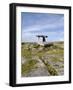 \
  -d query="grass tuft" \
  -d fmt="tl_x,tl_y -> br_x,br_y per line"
21,59 -> 38,76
